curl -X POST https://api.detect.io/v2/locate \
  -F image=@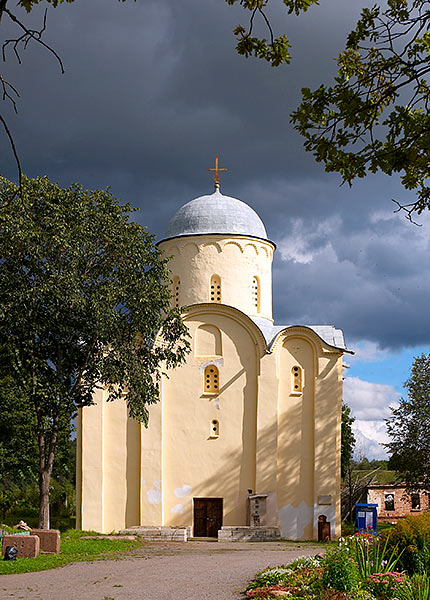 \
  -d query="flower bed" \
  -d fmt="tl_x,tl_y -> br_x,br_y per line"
245,531 -> 430,600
